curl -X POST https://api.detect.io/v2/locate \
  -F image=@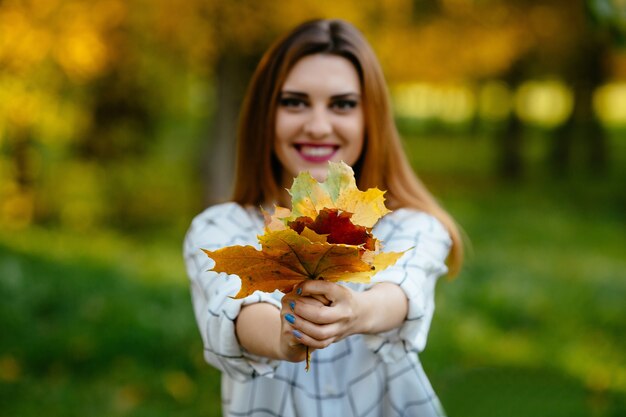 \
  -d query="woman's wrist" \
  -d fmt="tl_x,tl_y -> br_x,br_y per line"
353,283 -> 408,335
352,290 -> 375,335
